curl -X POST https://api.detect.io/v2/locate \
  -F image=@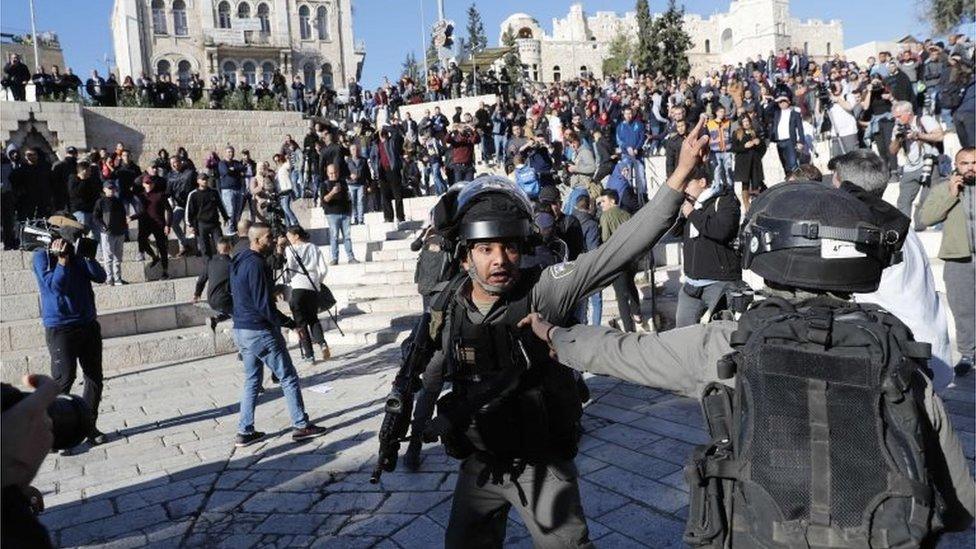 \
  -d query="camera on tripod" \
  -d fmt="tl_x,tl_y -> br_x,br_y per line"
20,216 -> 98,260
816,82 -> 833,109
